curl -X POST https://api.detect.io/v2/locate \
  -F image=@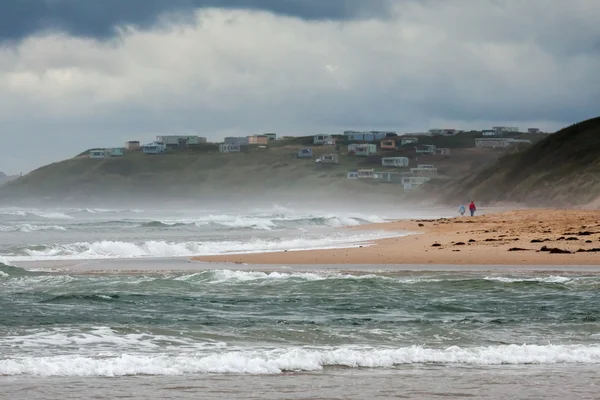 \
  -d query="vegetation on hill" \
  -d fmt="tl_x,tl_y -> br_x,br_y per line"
446,117 -> 600,206
0,132 -> 547,203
